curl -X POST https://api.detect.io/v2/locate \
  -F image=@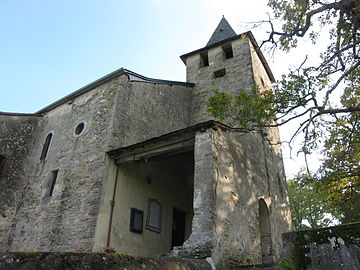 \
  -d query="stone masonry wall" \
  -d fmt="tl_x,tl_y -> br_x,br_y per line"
3,74 -> 194,253
0,113 -> 40,250
277,223 -> 360,269
4,77 -> 122,252
110,76 -> 193,148
0,252 -> 212,270
180,35 -> 292,268
249,41 -> 272,92
211,129 -> 292,269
